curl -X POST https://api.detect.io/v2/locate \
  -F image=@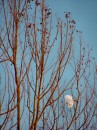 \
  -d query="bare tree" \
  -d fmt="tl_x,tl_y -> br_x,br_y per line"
0,0 -> 97,130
